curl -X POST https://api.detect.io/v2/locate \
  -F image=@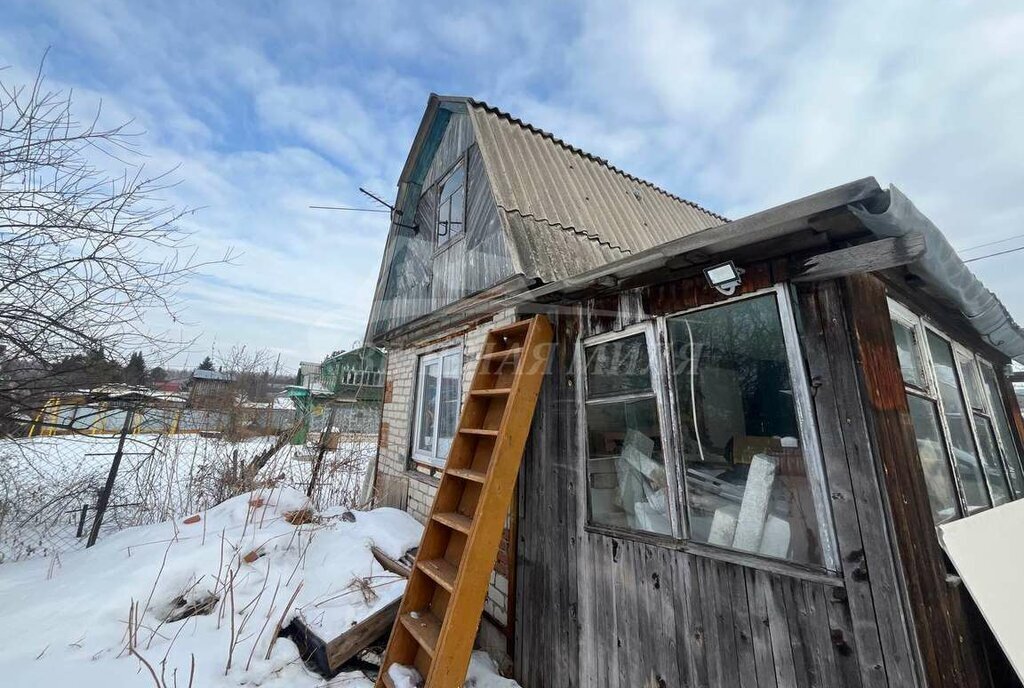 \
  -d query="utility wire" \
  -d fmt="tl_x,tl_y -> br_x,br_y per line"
958,231 -> 1024,253
962,244 -> 1024,264
308,205 -> 390,213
